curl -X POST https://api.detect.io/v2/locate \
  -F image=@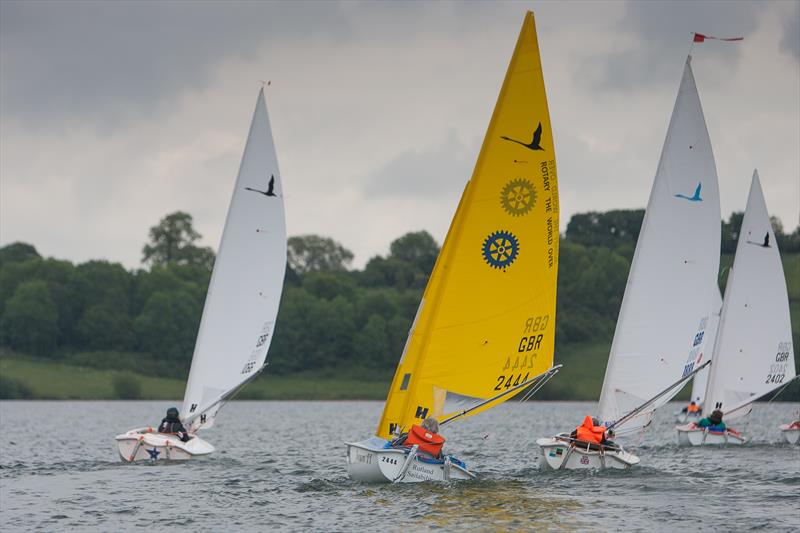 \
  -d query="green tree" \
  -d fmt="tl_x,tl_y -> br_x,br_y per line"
353,315 -> 390,369
721,212 -> 744,254
0,242 -> 40,267
142,211 -> 215,270
302,271 -> 357,301
77,303 -> 136,351
565,209 -> 644,247
388,231 -> 440,276
287,235 -> 354,274
0,280 -> 59,356
74,260 -> 133,313
134,290 -> 201,366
